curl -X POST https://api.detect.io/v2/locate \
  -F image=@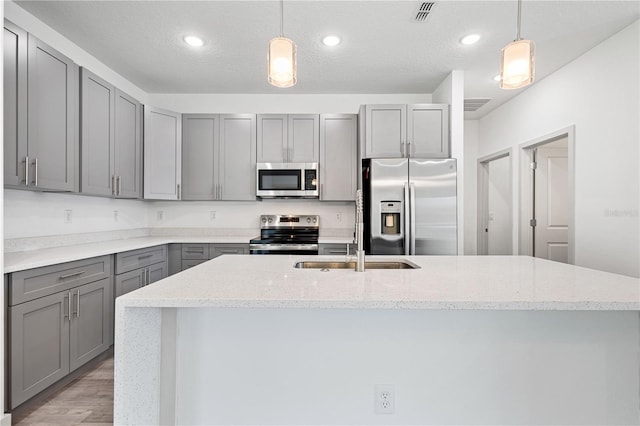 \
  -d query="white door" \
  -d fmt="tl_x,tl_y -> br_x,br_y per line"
534,139 -> 569,262
487,155 -> 512,255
